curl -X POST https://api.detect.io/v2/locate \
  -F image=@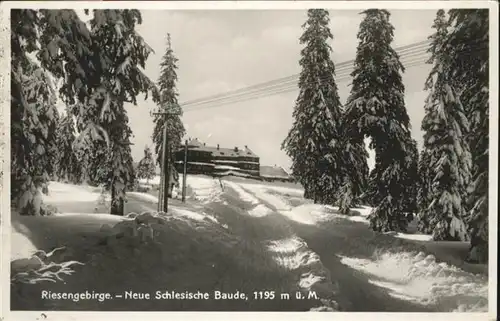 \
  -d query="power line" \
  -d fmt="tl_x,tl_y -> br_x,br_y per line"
180,40 -> 432,107
182,54 -> 429,110
183,58 -> 427,113
182,49 -> 431,109
180,42 -> 488,113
